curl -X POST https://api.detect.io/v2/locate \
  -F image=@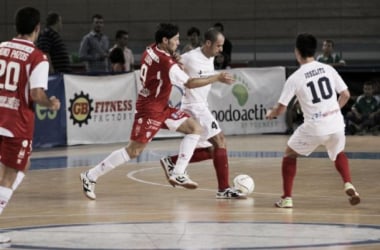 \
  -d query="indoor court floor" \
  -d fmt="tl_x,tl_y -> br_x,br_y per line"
0,134 -> 379,250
